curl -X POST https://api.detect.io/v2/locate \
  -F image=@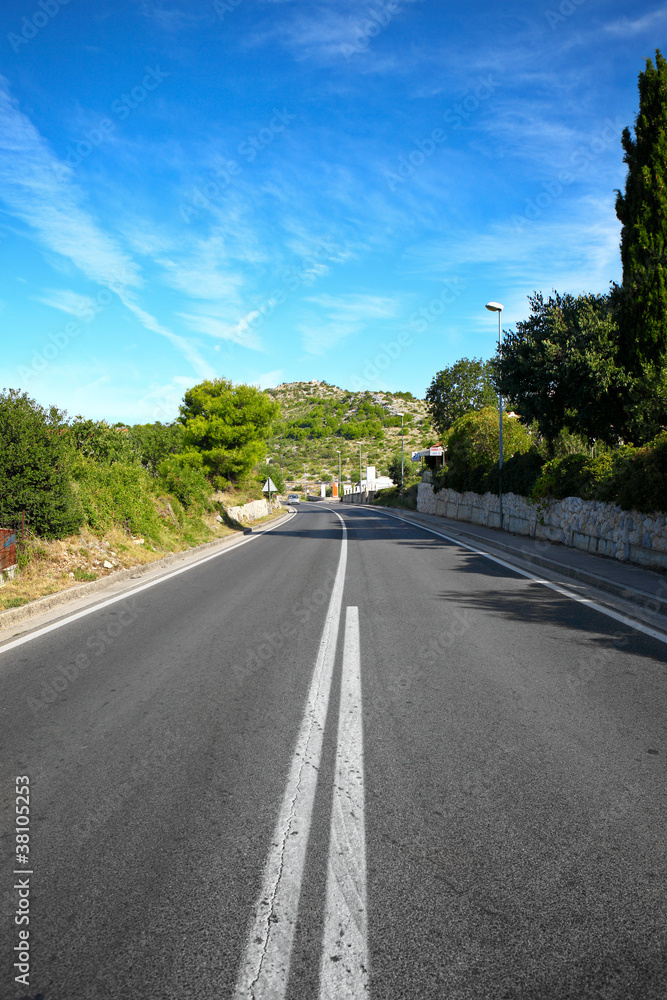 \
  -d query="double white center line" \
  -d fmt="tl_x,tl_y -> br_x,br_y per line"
233,514 -> 369,999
